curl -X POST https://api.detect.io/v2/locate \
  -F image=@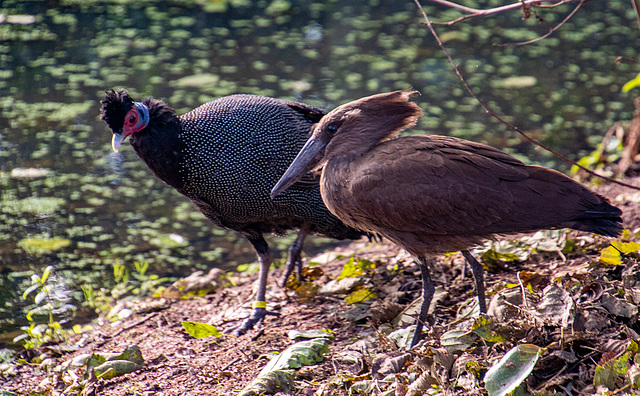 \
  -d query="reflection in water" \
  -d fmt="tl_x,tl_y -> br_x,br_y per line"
0,0 -> 638,343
